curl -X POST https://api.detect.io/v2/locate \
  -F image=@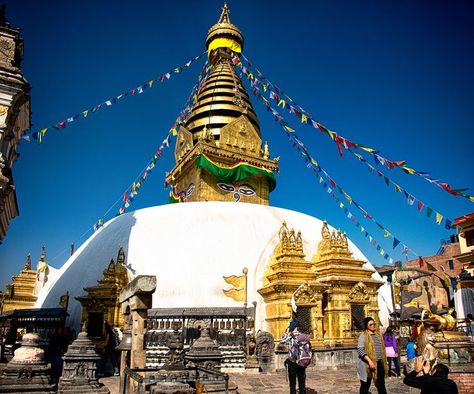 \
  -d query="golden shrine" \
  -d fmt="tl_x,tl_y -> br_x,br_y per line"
75,246 -> 130,336
166,3 -> 279,205
1,254 -> 37,313
259,221 -> 382,347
